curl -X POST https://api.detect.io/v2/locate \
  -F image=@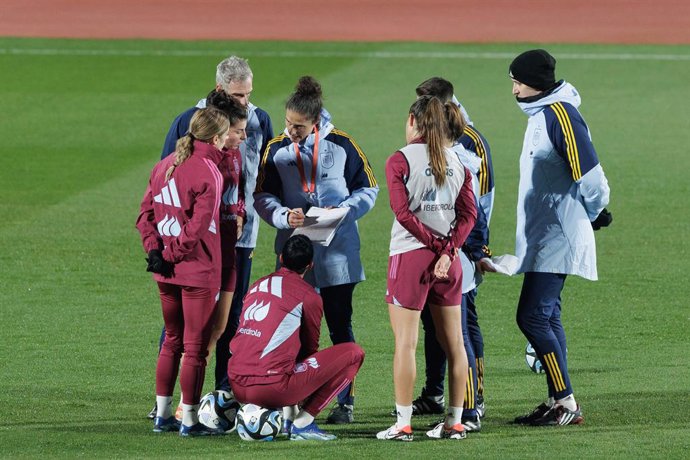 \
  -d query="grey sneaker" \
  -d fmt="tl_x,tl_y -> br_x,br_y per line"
147,403 -> 157,420
326,404 -> 353,424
